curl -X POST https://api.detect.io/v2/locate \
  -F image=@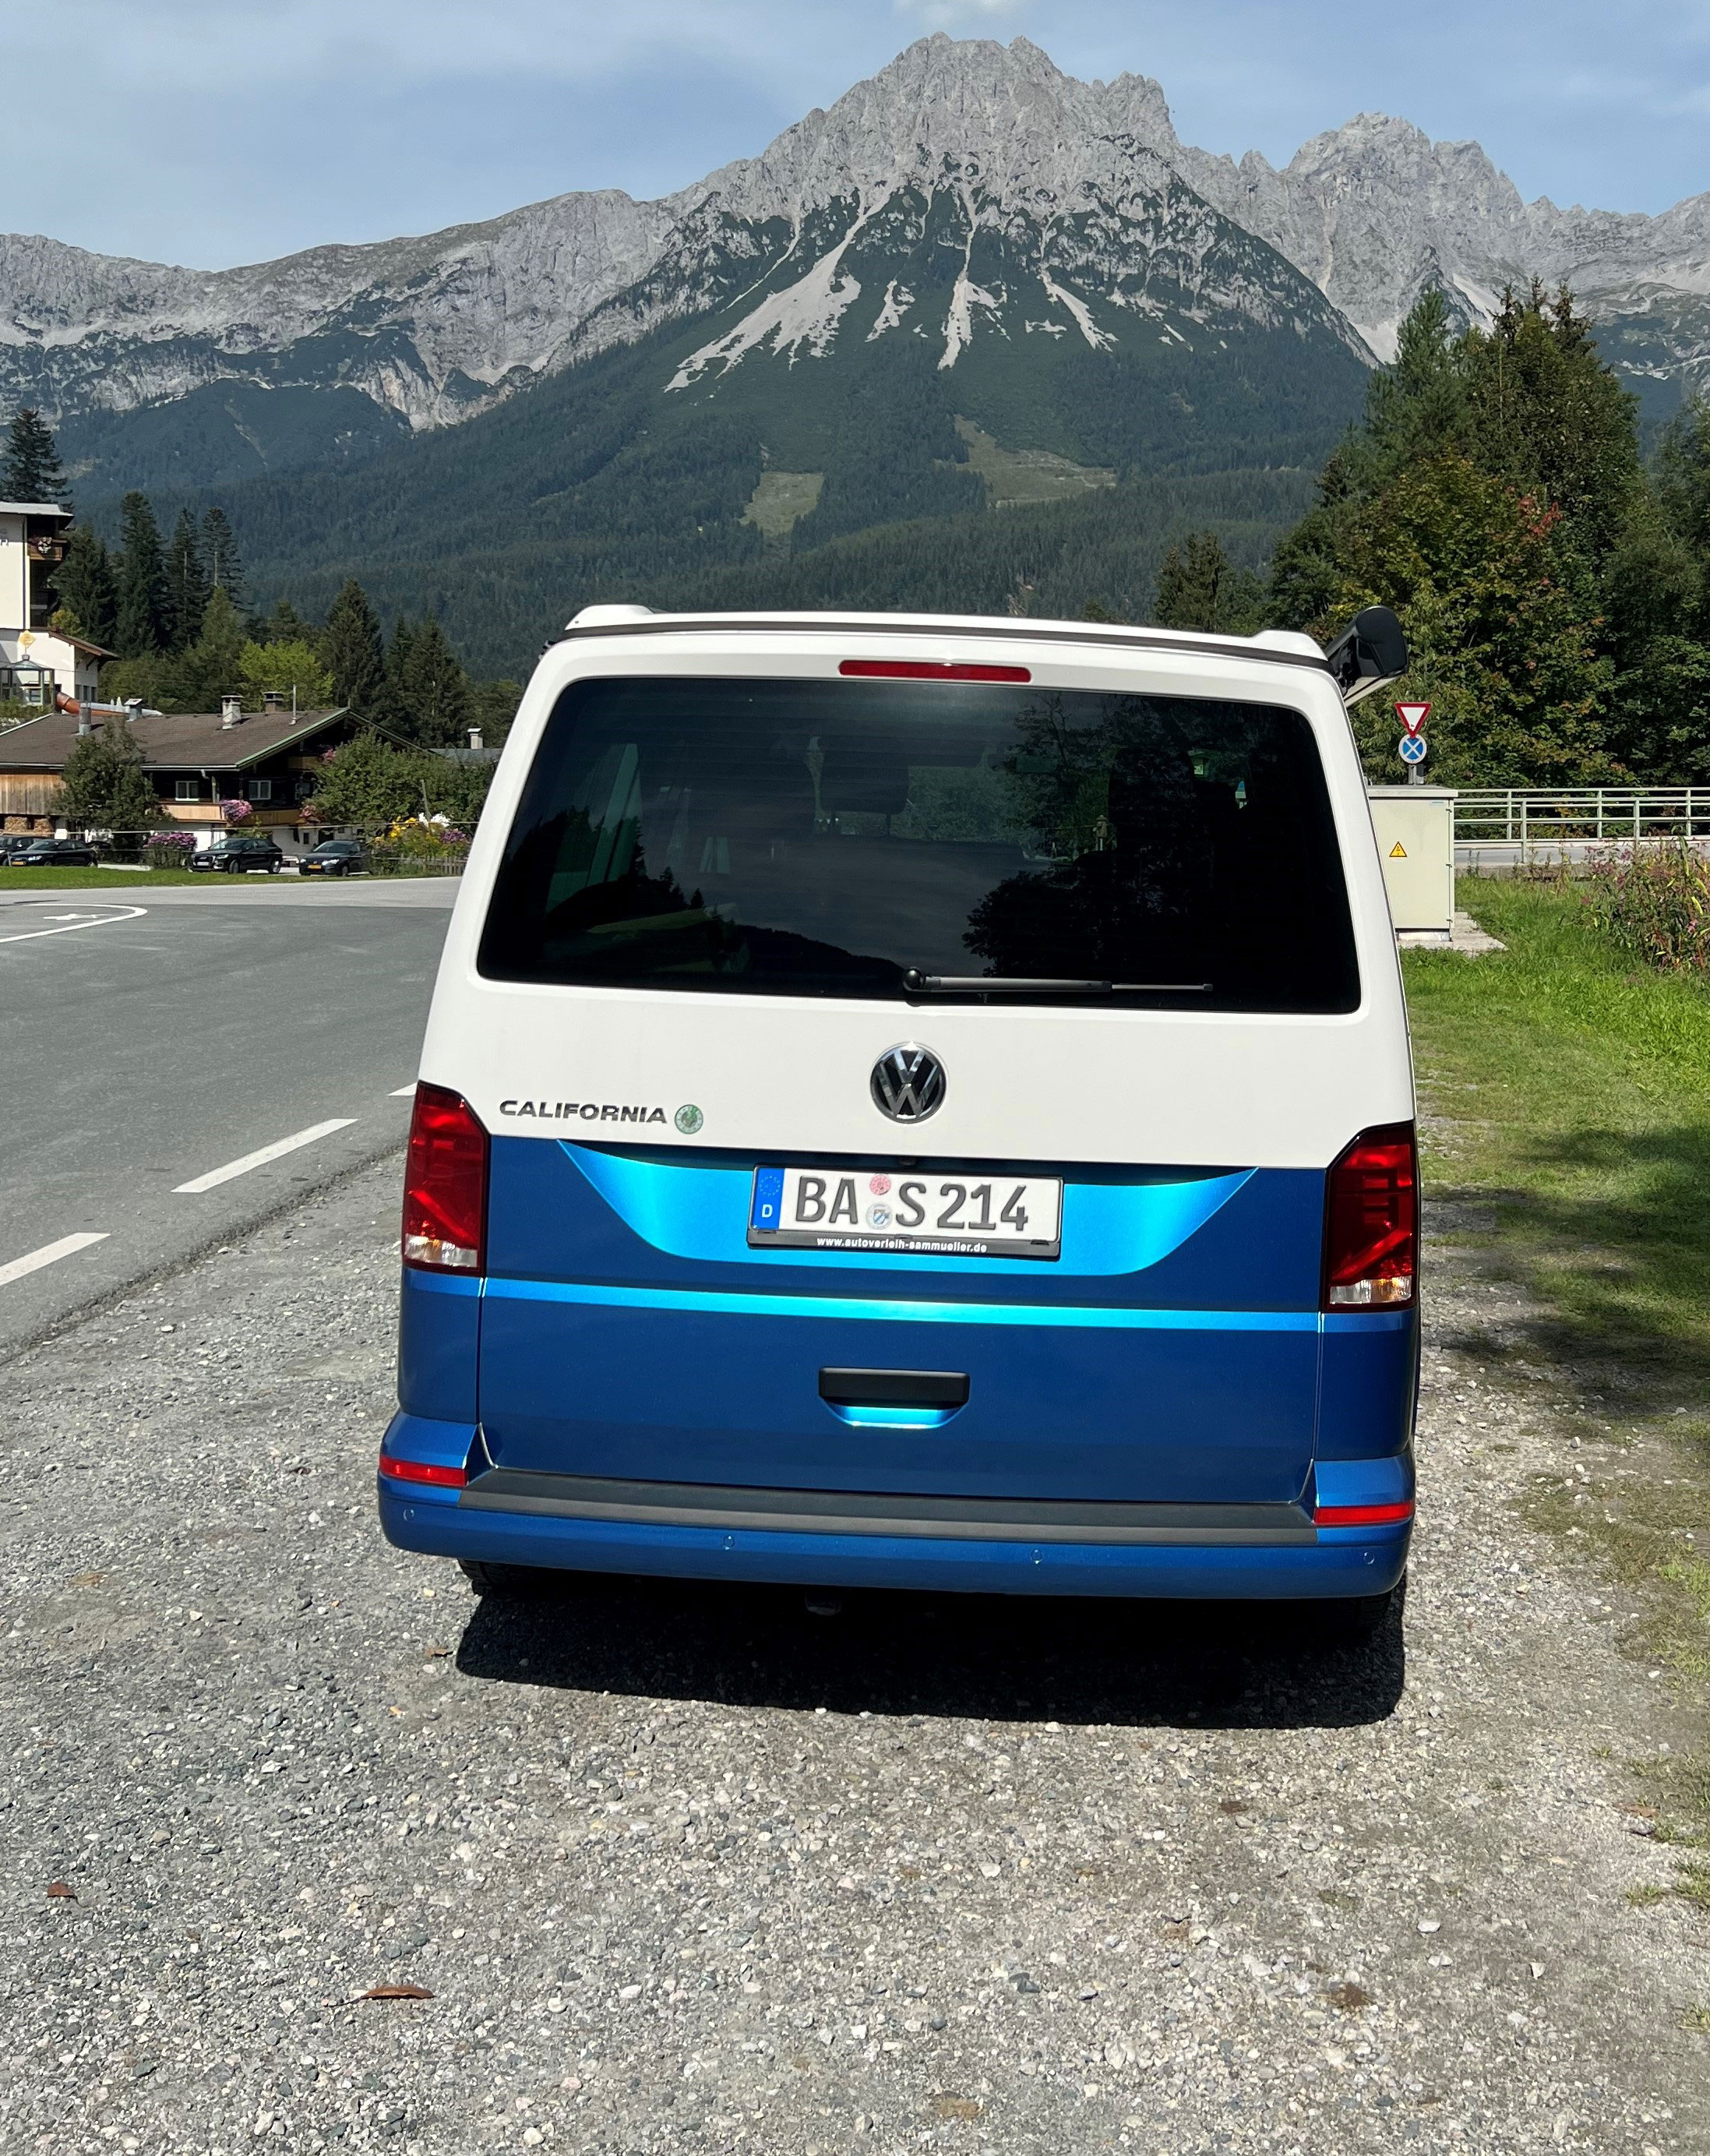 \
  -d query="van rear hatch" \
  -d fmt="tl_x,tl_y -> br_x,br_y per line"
439,656 -> 1405,1511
